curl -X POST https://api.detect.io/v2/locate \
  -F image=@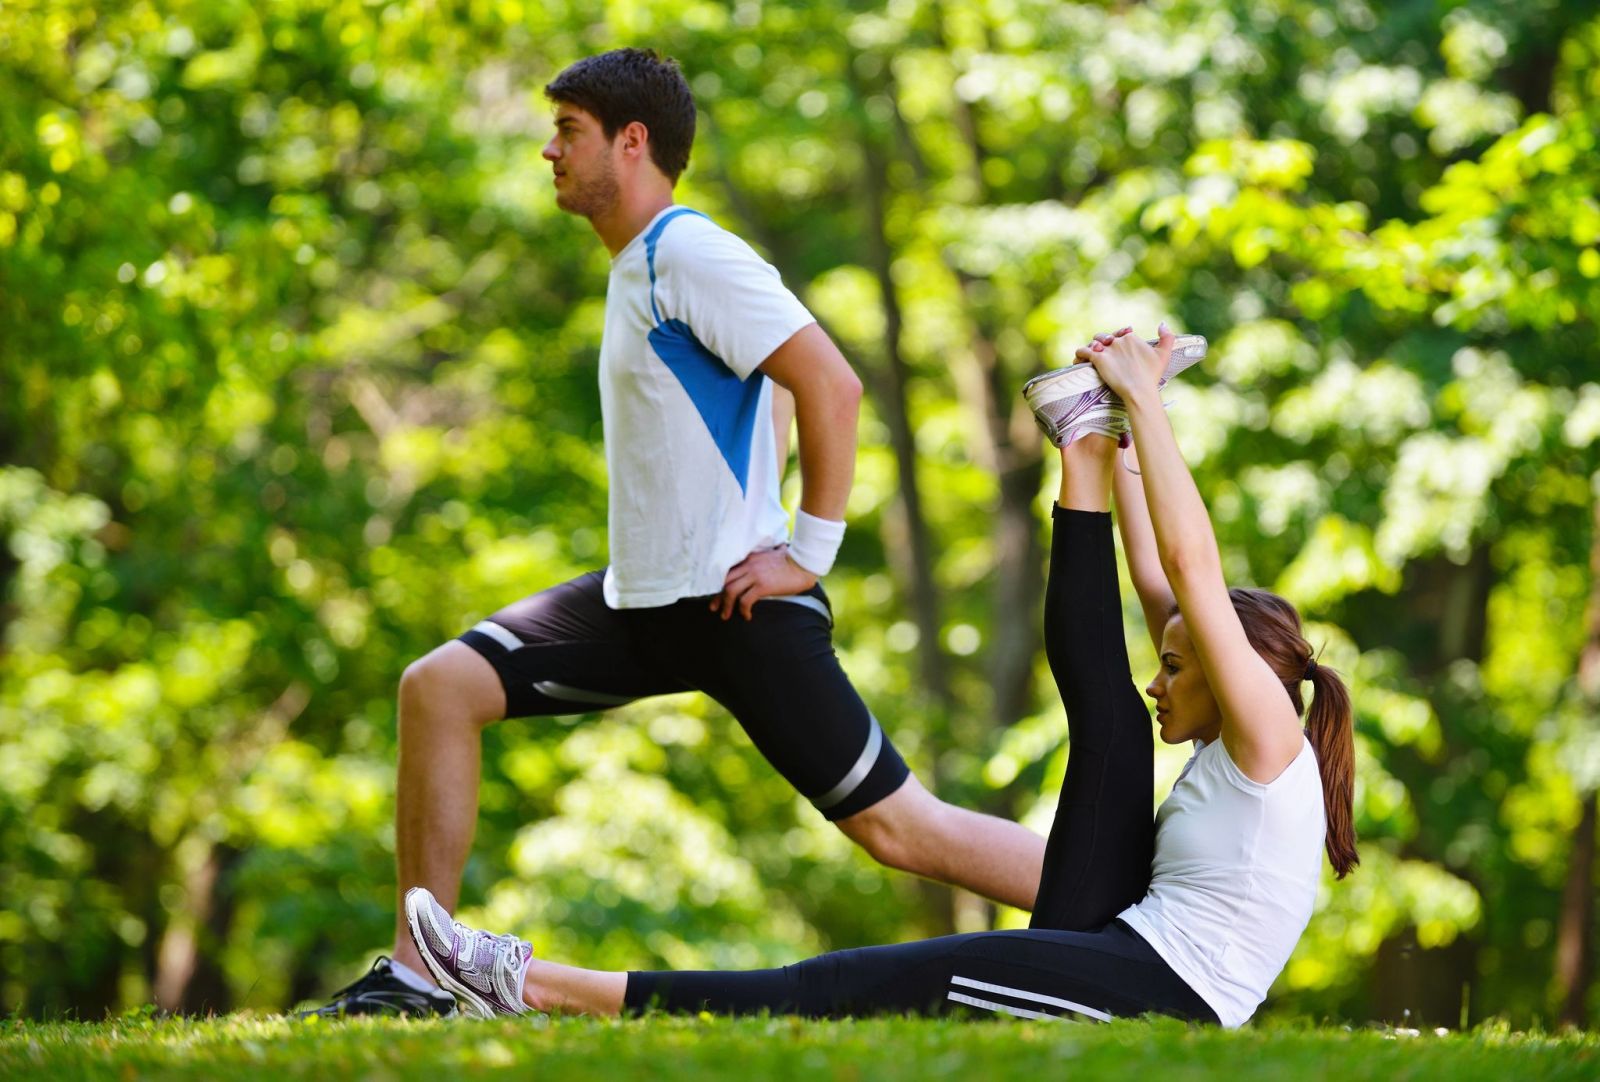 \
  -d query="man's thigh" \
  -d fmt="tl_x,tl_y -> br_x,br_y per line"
630,589 -> 911,821
459,570 -> 688,720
